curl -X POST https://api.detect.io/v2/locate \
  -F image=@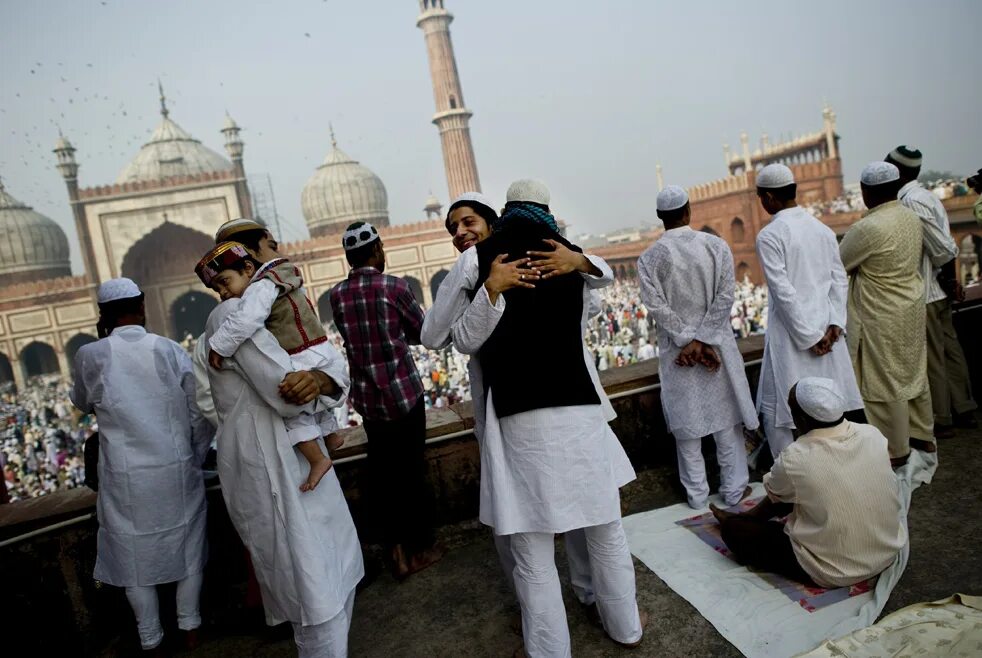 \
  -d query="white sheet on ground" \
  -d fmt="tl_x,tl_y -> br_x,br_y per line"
623,449 -> 937,658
